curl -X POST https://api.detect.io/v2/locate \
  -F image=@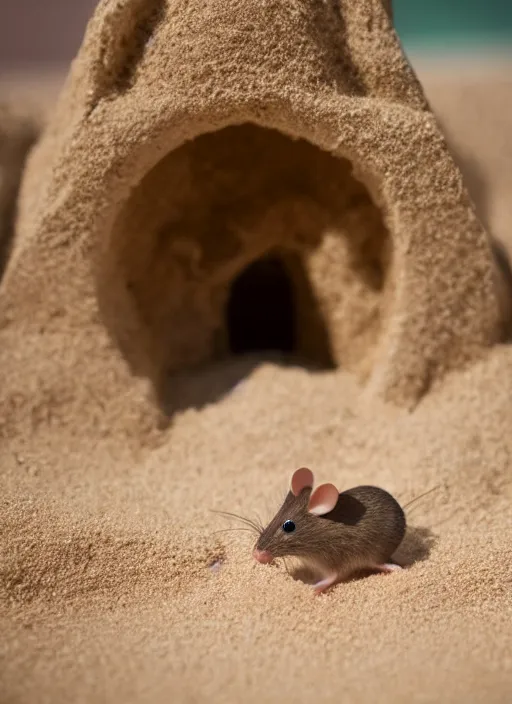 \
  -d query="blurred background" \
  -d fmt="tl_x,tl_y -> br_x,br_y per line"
0,0 -> 511,68
395,0 -> 512,50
